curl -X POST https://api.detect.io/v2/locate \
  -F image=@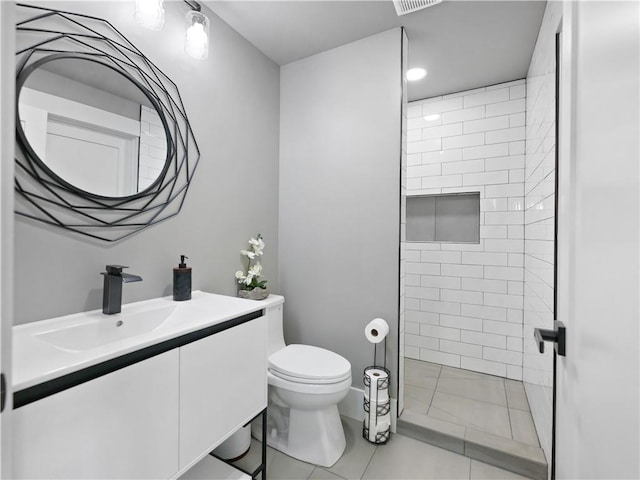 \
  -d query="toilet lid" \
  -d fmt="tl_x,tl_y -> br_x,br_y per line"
268,344 -> 351,383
